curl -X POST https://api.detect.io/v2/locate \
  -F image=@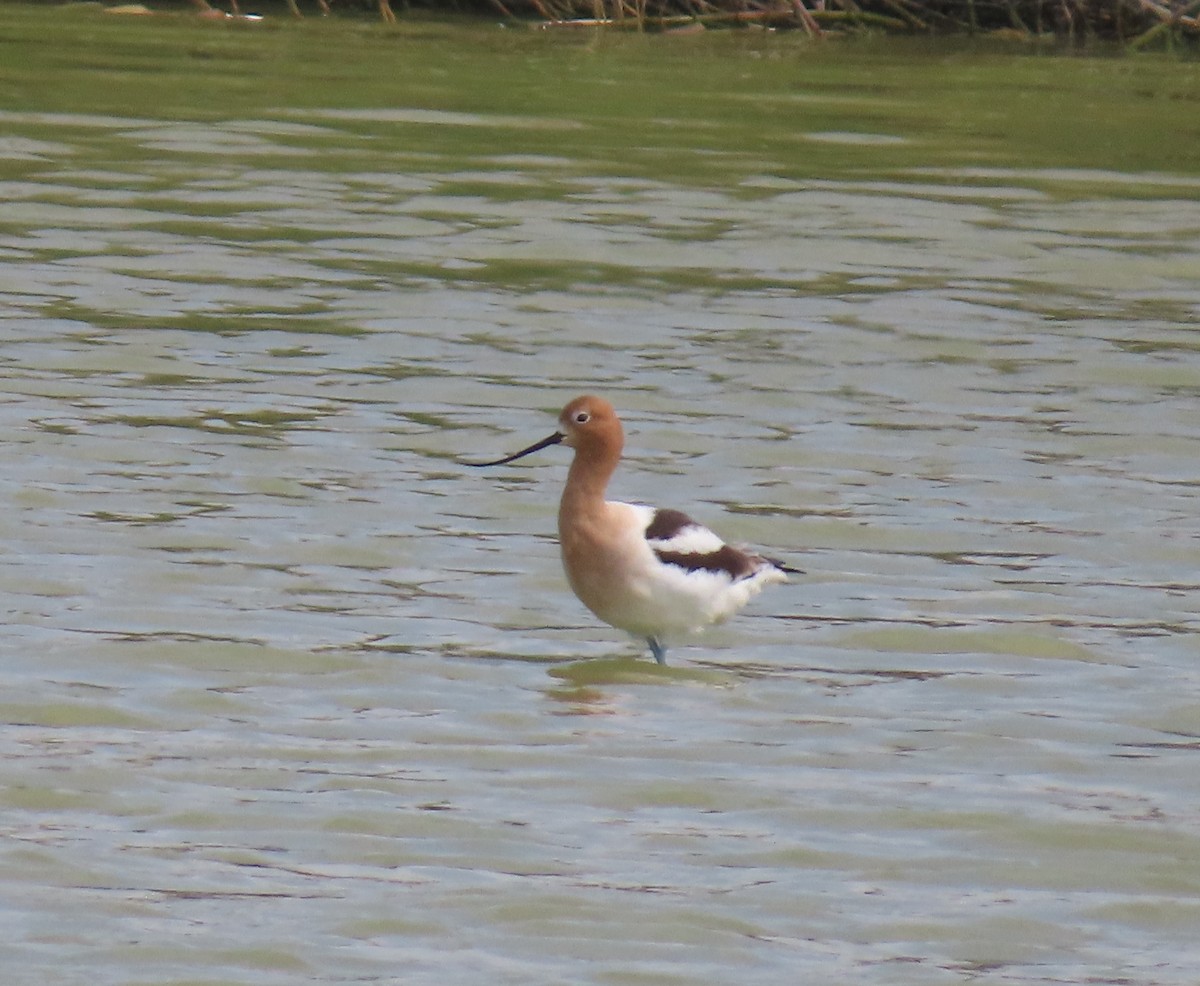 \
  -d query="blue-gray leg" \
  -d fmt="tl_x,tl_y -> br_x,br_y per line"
647,637 -> 667,665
